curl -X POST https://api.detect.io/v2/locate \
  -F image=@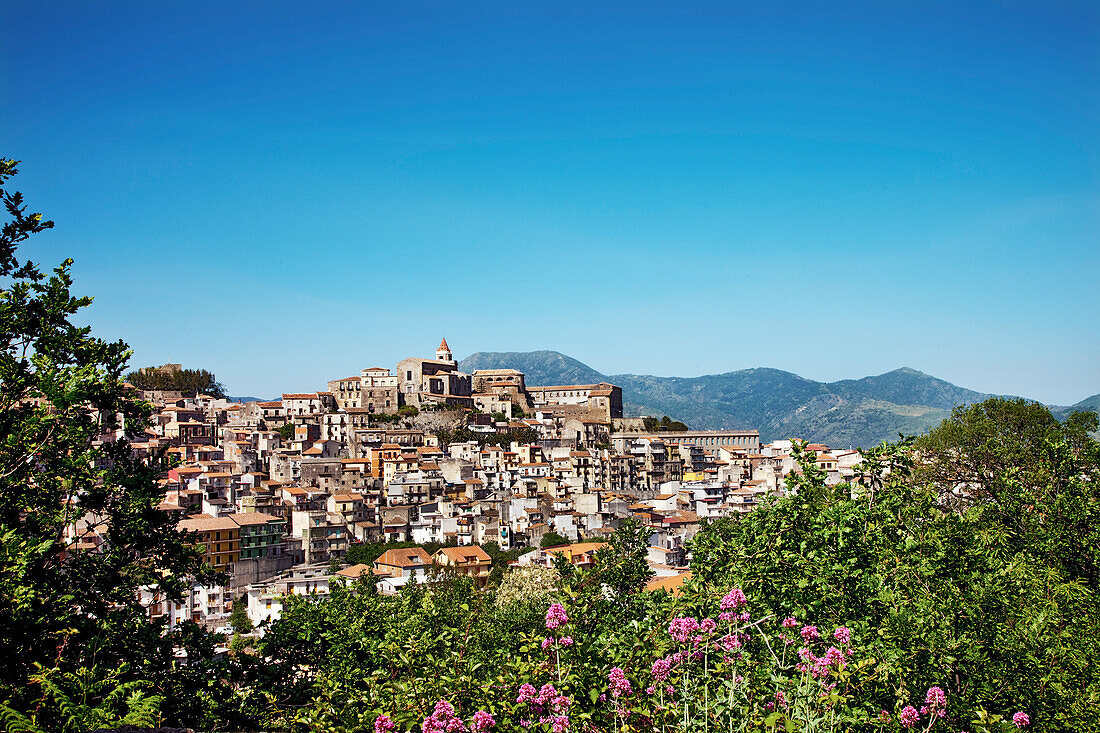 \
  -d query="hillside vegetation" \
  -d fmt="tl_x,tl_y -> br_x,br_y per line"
458,351 -> 1086,448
